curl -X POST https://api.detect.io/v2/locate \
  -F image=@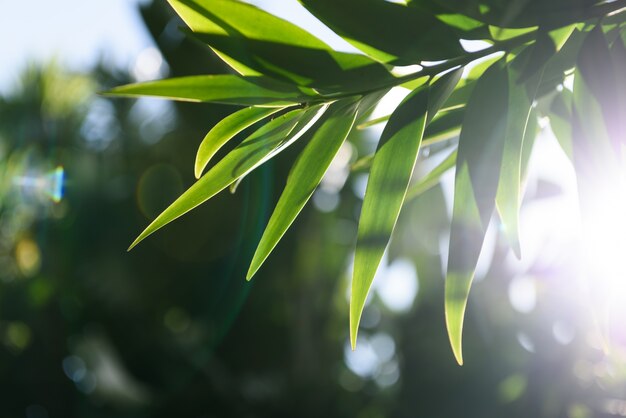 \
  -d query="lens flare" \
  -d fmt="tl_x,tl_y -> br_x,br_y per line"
13,166 -> 64,203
